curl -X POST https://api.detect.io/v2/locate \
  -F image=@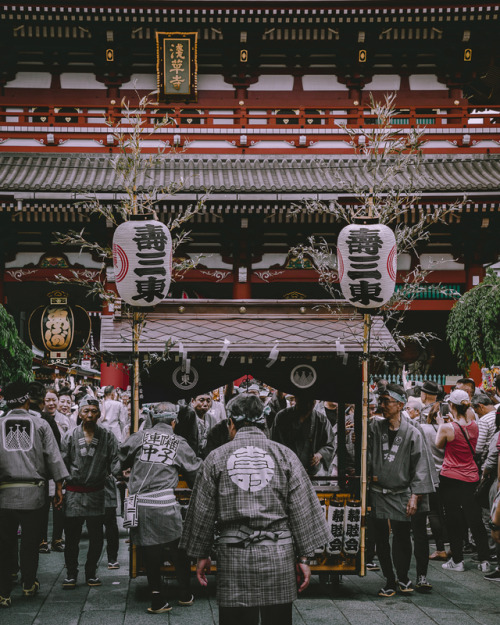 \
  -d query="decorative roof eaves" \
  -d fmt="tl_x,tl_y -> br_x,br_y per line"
4,2 -> 500,22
